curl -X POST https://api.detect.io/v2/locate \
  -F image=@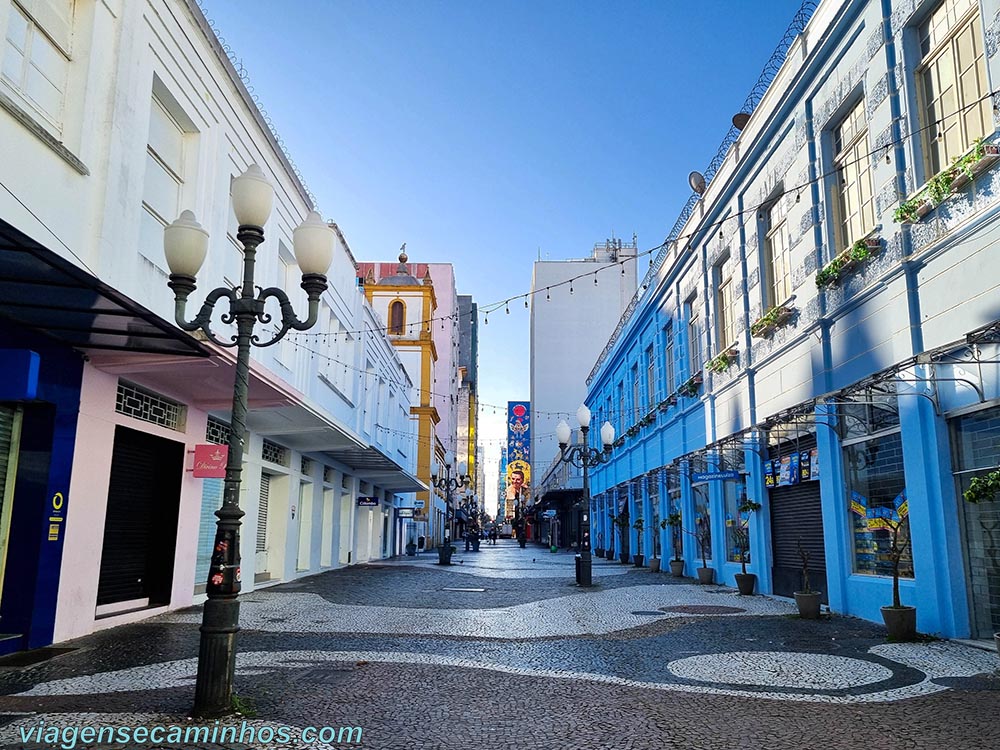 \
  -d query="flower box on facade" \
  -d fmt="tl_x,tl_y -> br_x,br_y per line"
750,305 -> 795,338
678,371 -> 703,397
706,346 -> 739,374
815,235 -> 881,288
894,140 -> 1000,224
